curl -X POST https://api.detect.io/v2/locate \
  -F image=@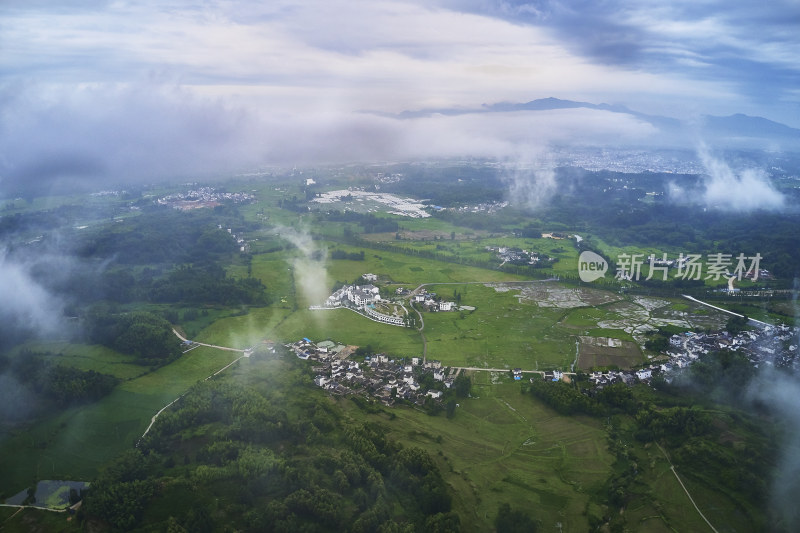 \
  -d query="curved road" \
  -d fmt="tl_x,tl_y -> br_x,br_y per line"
408,301 -> 427,362
136,330 -> 250,446
172,328 -> 247,353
